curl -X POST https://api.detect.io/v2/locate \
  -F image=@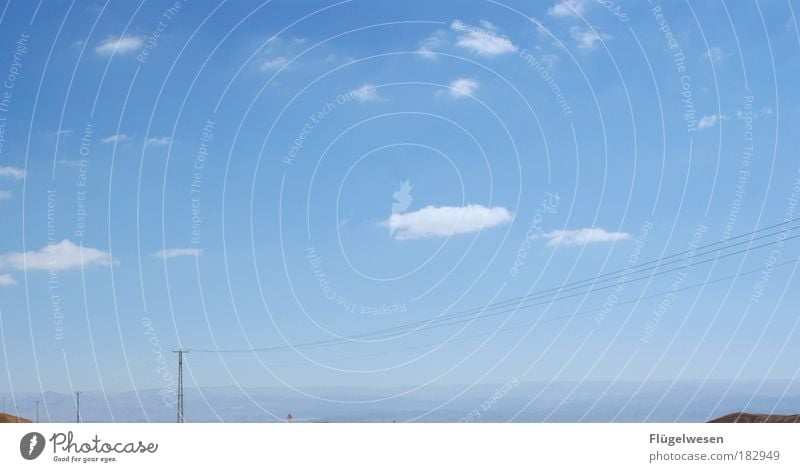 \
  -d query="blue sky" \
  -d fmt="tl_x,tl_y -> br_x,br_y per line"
1,0 -> 800,414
